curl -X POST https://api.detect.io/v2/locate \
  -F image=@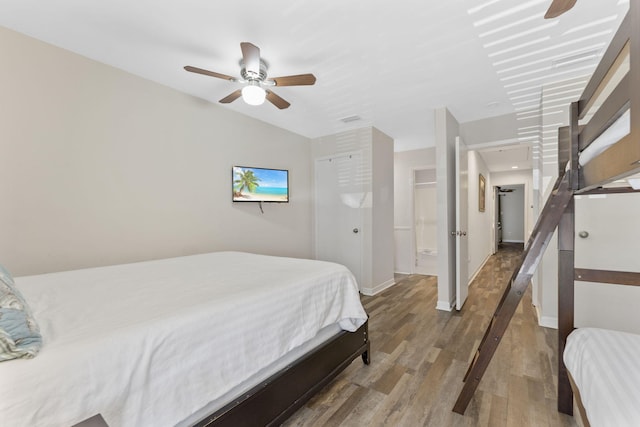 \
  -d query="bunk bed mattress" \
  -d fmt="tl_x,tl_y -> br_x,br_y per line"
1,251 -> 368,427
564,327 -> 640,427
